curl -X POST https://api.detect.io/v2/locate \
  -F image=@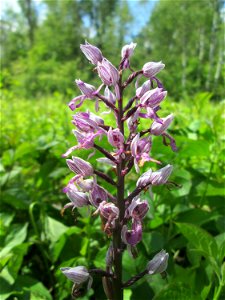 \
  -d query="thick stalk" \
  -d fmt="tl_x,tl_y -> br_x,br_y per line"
112,78 -> 125,300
